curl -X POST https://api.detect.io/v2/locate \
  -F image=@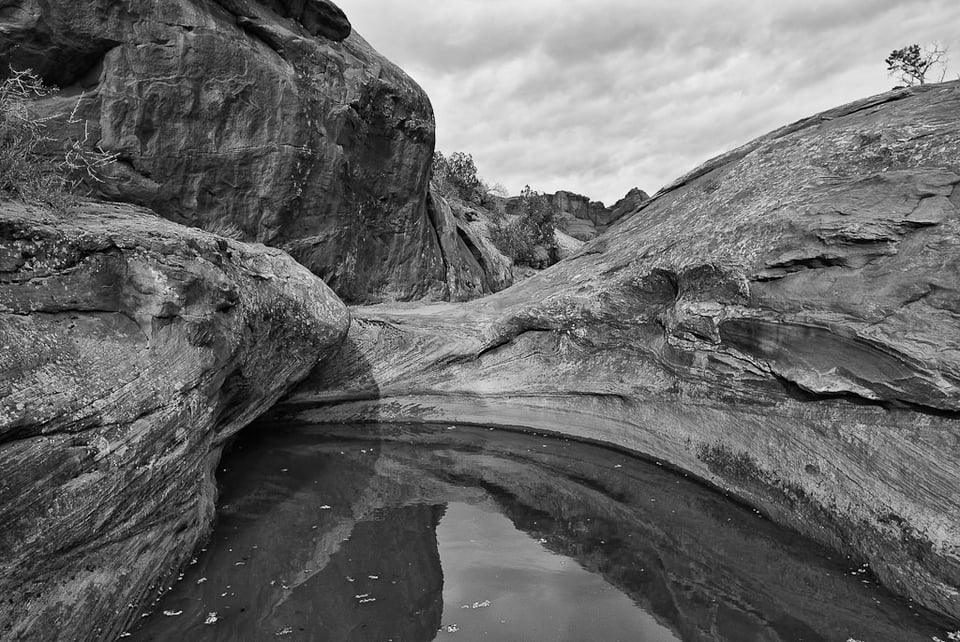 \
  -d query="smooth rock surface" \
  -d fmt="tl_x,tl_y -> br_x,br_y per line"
0,200 -> 349,640
274,82 -> 960,623
0,0 -> 459,303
